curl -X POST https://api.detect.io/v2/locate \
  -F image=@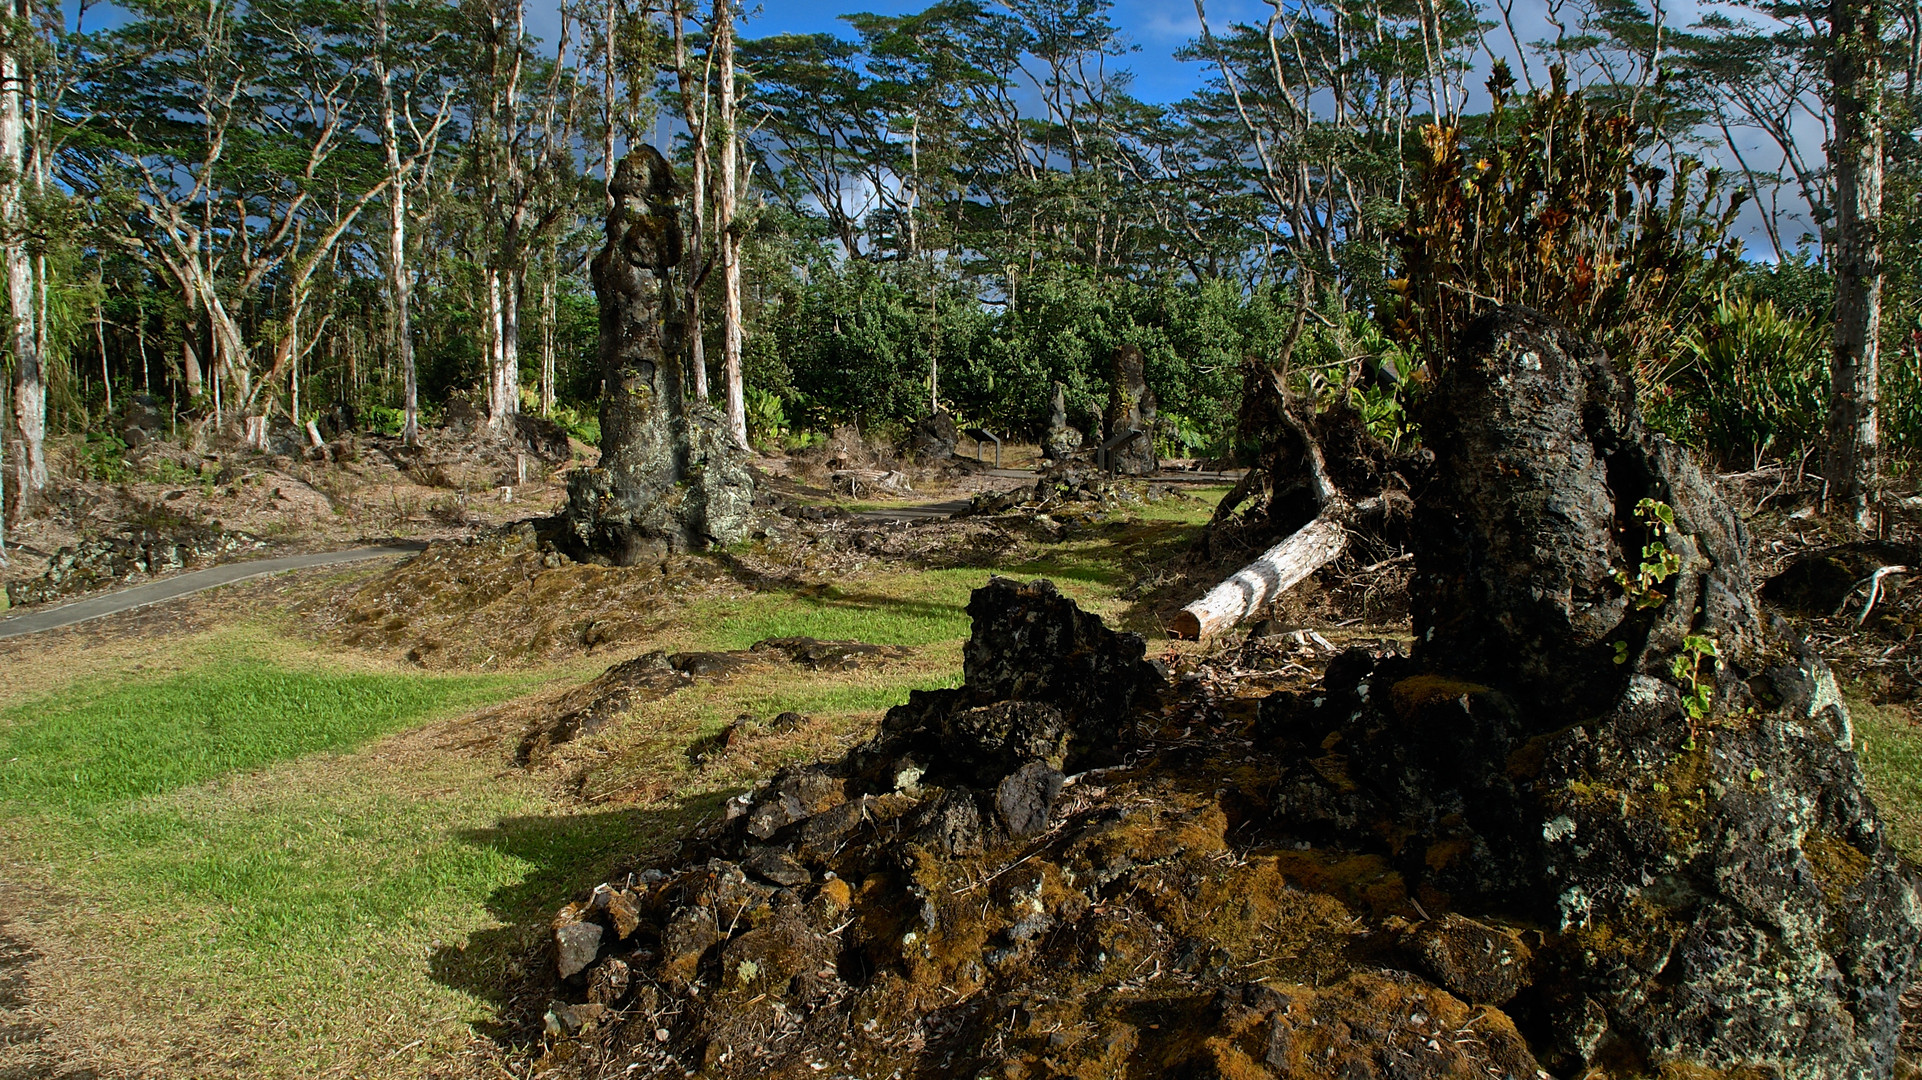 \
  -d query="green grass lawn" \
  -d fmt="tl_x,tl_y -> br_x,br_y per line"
0,646 -> 620,1076
0,661 -> 520,808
